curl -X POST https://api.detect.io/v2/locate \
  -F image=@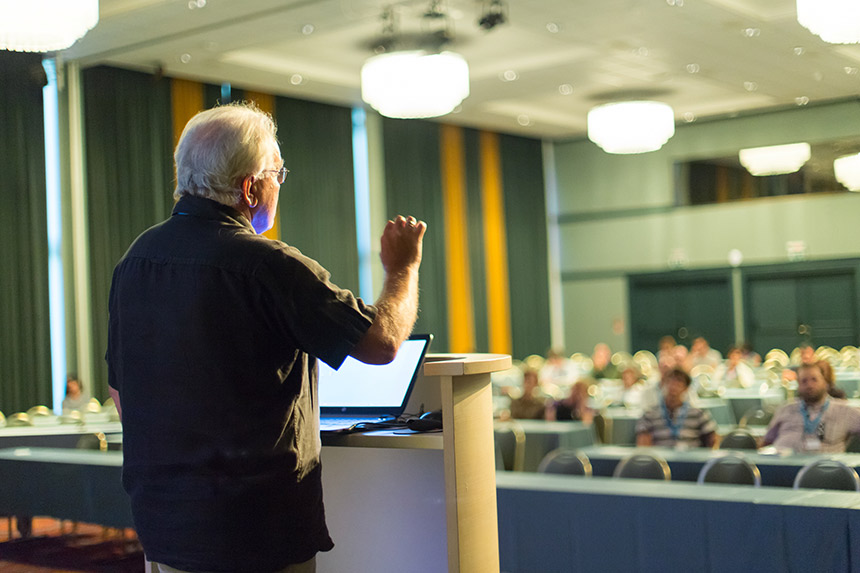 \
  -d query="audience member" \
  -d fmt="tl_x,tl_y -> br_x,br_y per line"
657,335 -> 676,363
547,379 -> 595,424
590,343 -> 619,380
763,362 -> 860,453
636,368 -> 717,448
782,342 -> 817,382
539,347 -> 576,387
713,346 -> 755,388
618,365 -> 657,410
685,336 -> 722,370
509,368 -> 547,420
62,374 -> 88,413
739,341 -> 762,366
817,360 -> 847,399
